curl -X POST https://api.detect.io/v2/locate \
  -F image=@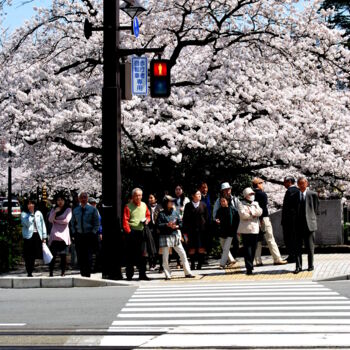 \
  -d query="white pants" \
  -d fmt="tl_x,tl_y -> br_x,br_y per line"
162,243 -> 191,278
219,237 -> 235,267
255,217 -> 282,264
